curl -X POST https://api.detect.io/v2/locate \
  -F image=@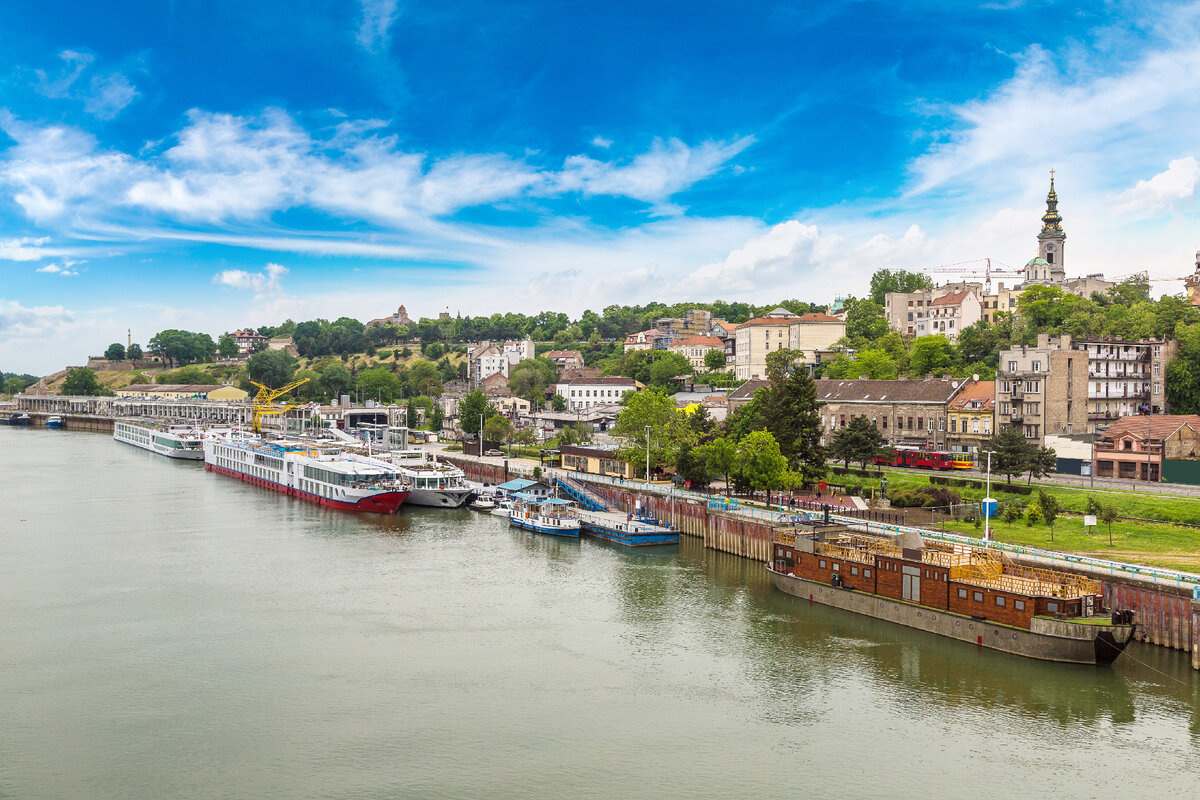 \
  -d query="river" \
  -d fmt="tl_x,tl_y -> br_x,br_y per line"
1,426 -> 1197,799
